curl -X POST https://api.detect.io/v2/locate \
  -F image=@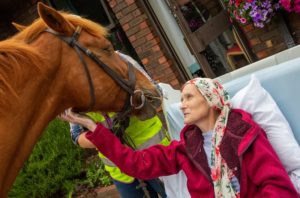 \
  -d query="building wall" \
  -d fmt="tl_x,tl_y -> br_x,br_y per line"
106,0 -> 183,89
241,20 -> 288,59
238,12 -> 300,60
1,1 -> 299,87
